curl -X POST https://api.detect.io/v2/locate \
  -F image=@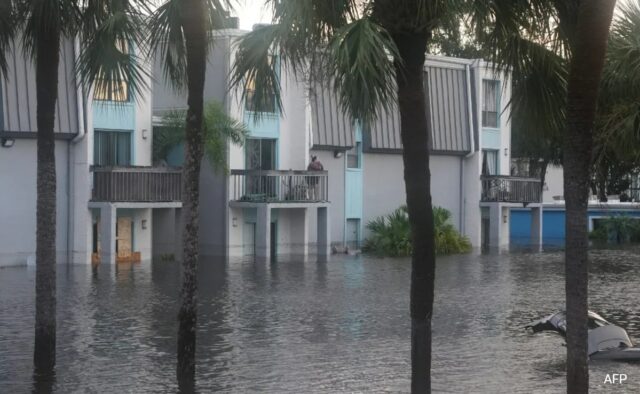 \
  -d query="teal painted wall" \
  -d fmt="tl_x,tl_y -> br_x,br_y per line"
482,129 -> 501,149
93,102 -> 135,131
244,113 -> 280,139
345,127 -> 363,219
